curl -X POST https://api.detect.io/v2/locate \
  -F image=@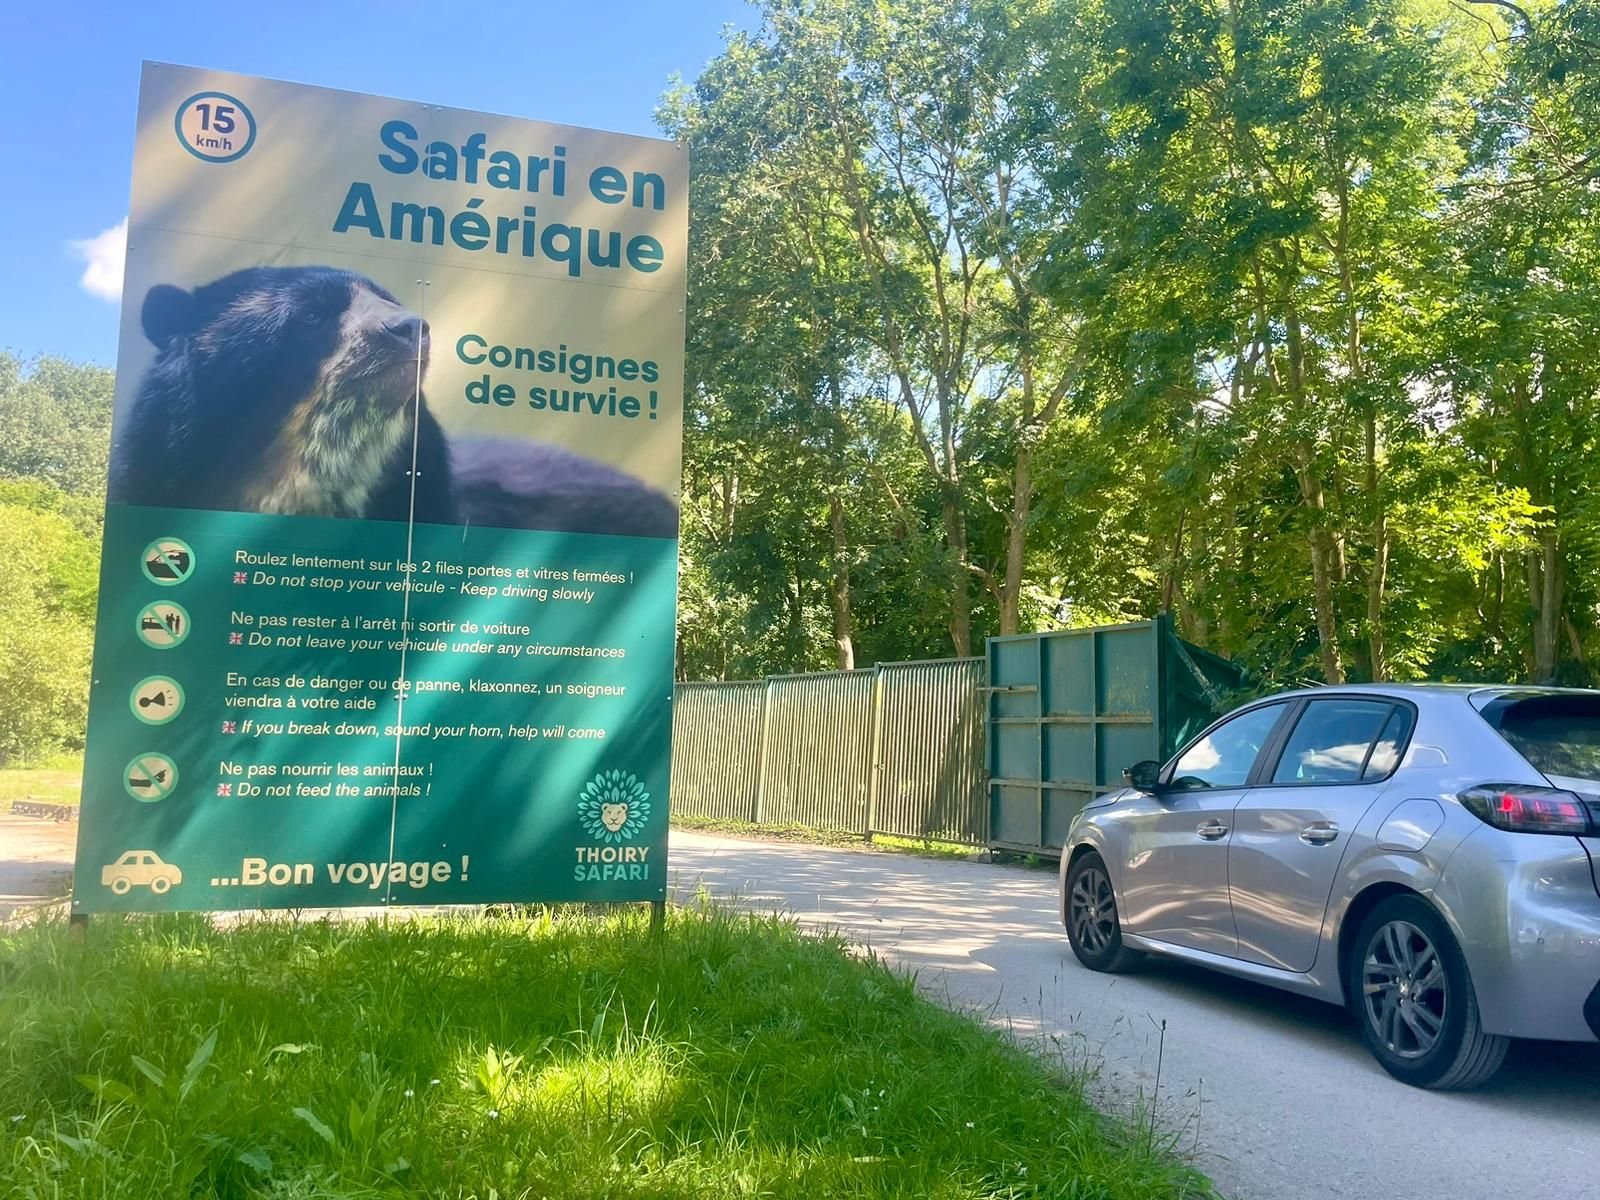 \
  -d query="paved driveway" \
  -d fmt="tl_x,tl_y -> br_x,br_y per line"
668,829 -> 1600,1200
